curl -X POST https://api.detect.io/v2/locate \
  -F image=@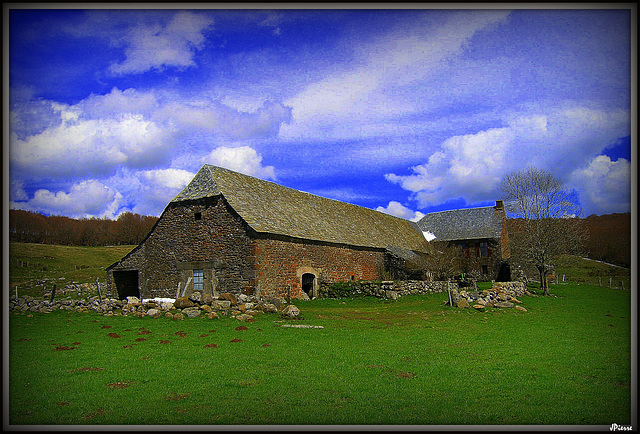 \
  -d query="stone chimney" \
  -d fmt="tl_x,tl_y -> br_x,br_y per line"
495,200 -> 504,210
